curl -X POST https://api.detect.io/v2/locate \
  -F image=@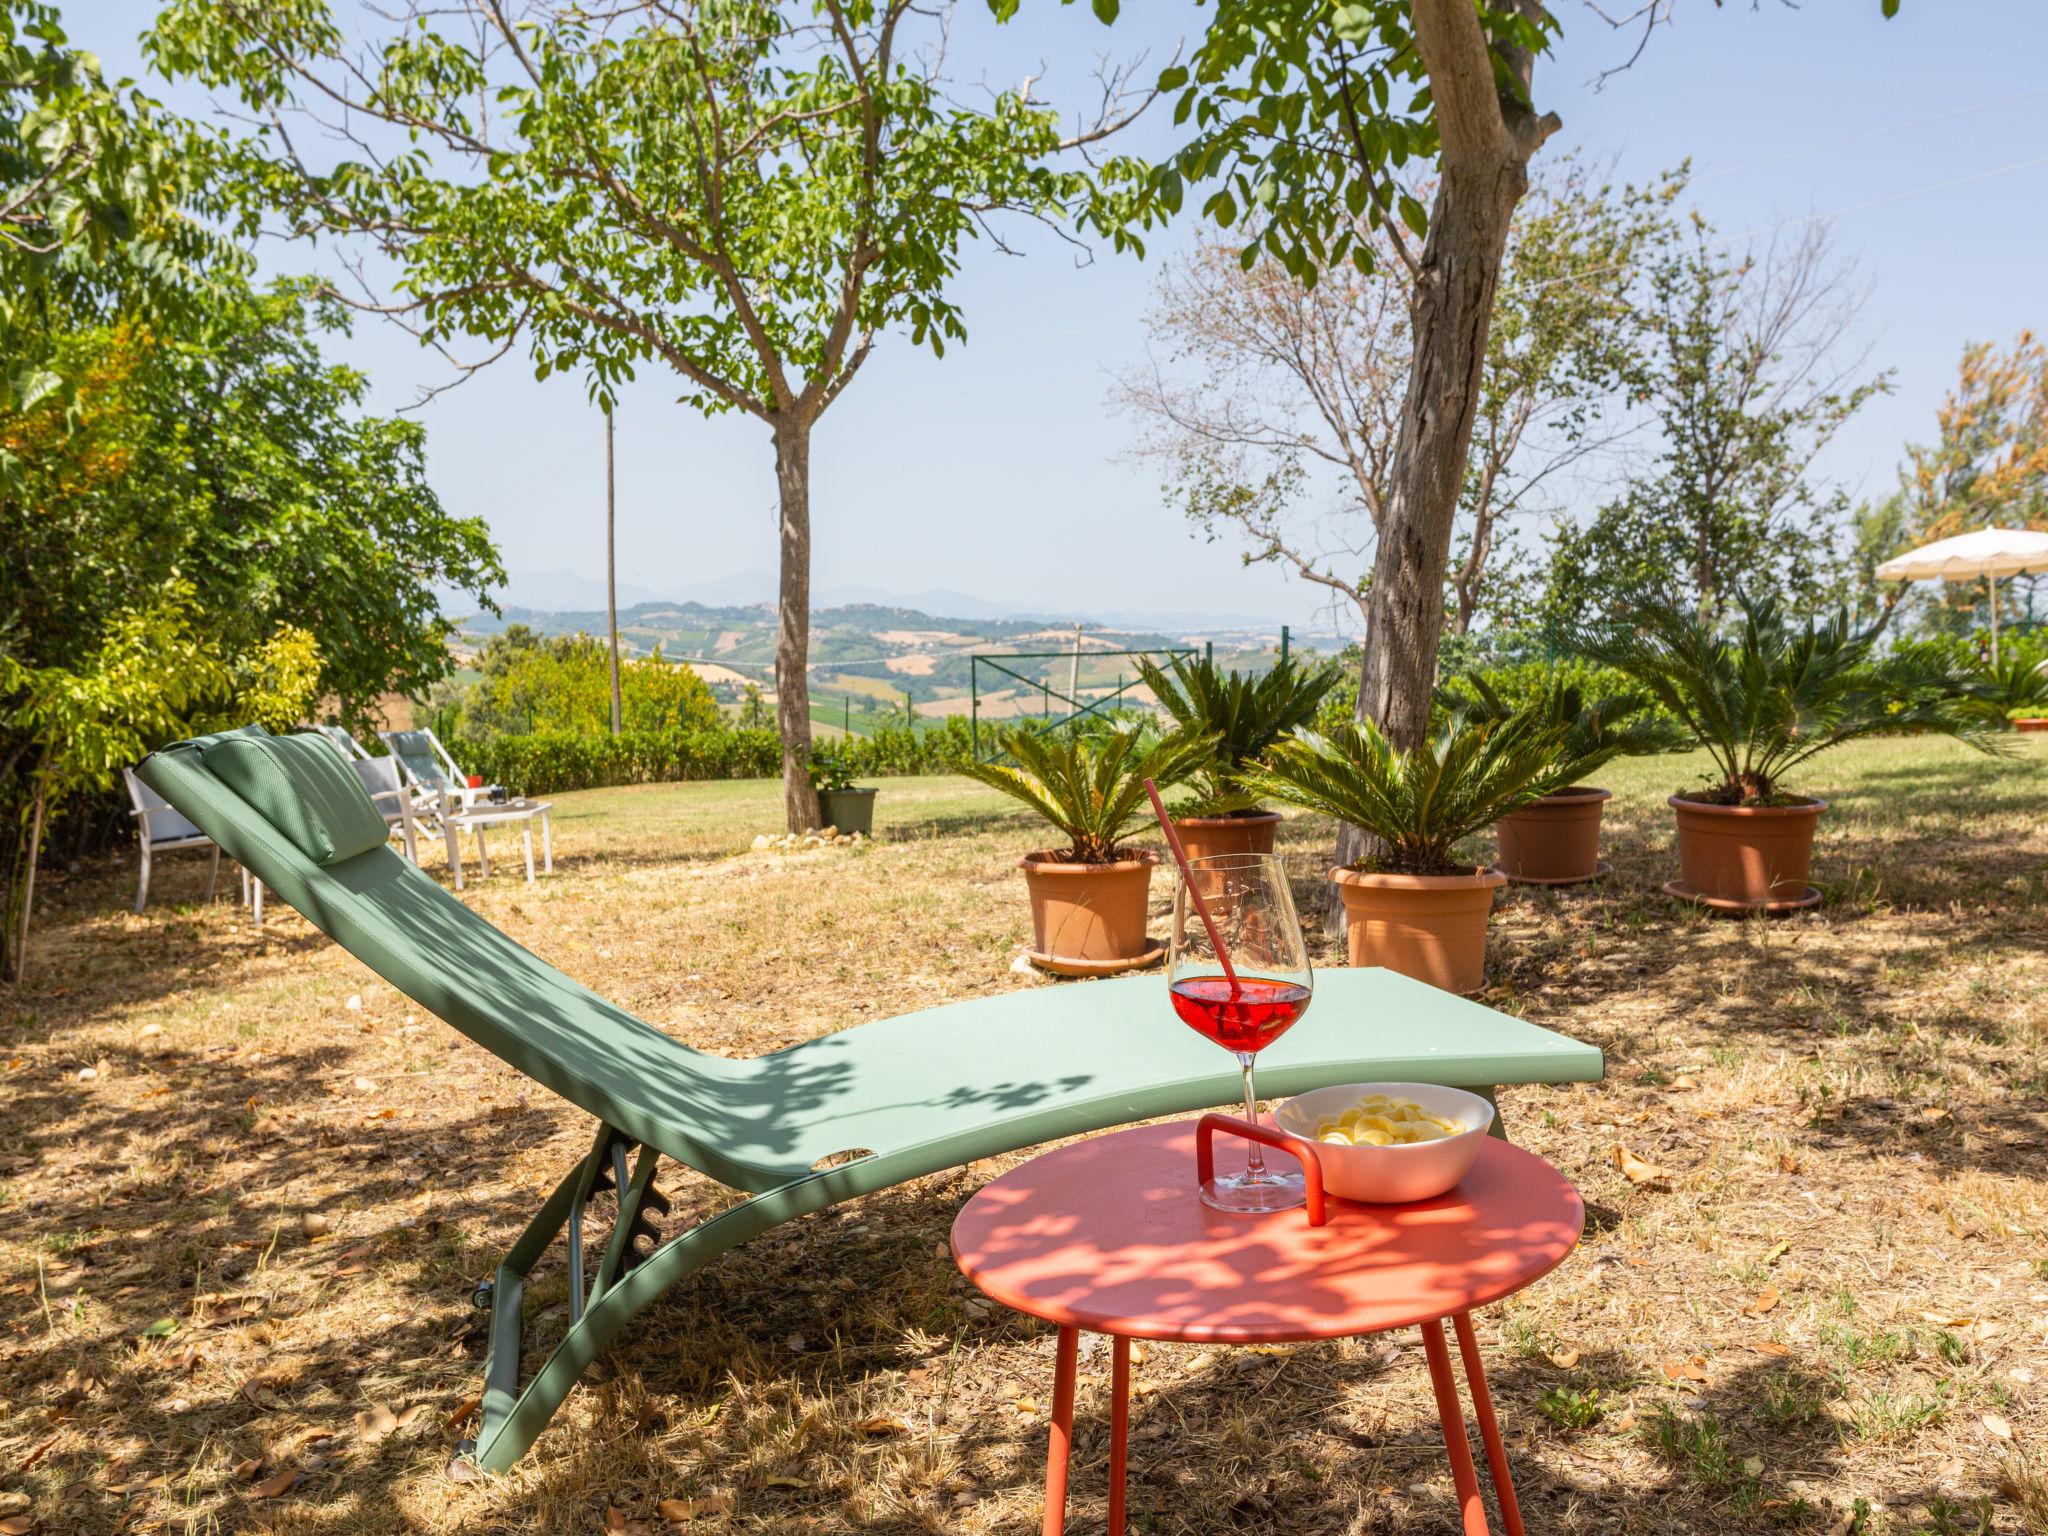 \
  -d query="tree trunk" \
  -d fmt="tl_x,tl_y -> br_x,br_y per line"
1332,0 -> 1553,922
10,776 -> 46,986
773,421 -> 818,832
